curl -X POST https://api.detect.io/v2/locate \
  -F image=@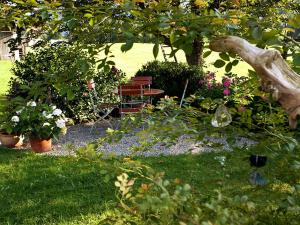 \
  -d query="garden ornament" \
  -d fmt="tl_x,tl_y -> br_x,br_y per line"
210,36 -> 300,129
211,104 -> 232,128
249,171 -> 268,186
249,155 -> 268,186
249,155 -> 267,168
